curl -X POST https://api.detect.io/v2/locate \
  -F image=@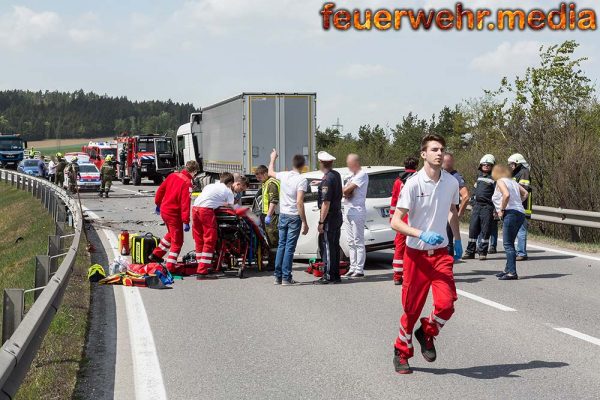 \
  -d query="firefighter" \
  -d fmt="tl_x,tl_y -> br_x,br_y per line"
390,156 -> 418,285
54,153 -> 67,187
119,144 -> 128,179
149,160 -> 200,272
314,151 -> 343,285
464,154 -> 496,260
66,157 -> 81,194
391,134 -> 462,375
99,155 -> 116,198
508,153 -> 532,261
192,172 -> 249,279
254,165 -> 280,265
